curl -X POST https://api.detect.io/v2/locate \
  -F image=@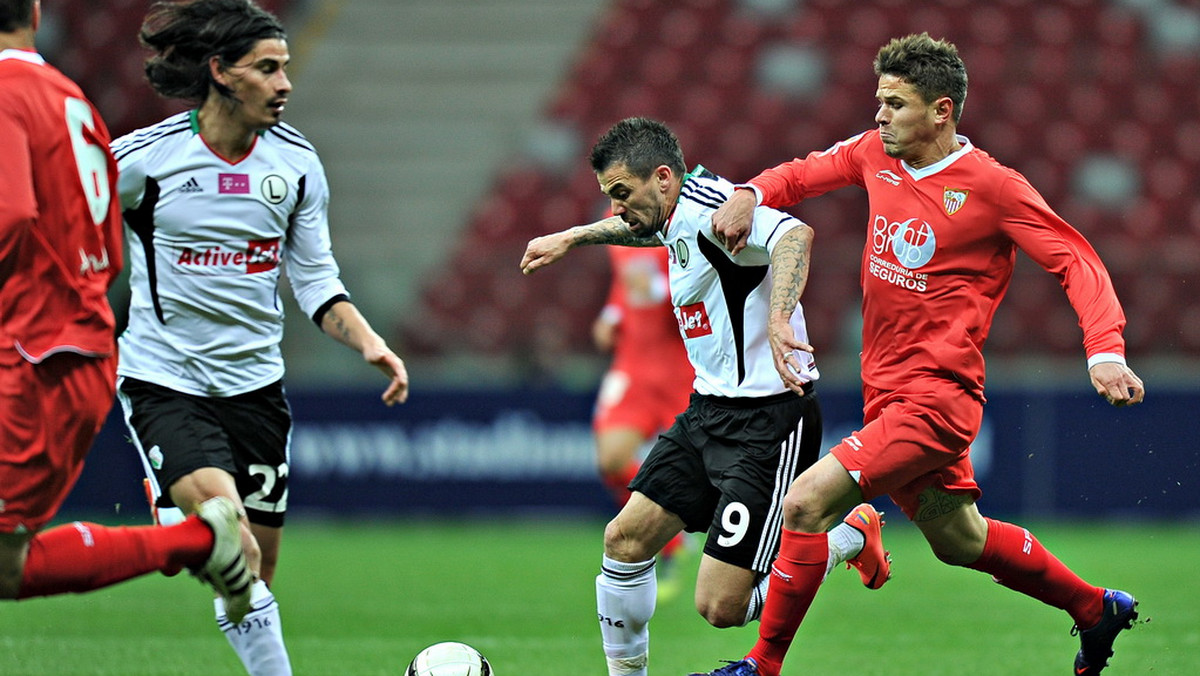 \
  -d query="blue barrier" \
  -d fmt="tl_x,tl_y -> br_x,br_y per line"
62,385 -> 1196,521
